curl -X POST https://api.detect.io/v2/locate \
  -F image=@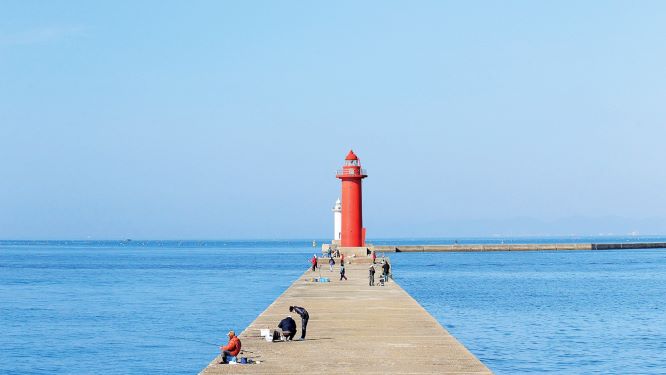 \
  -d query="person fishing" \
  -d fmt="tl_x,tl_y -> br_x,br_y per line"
311,254 -> 318,272
277,315 -> 297,341
382,260 -> 390,283
369,265 -> 376,286
289,305 -> 310,340
219,330 -> 241,364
